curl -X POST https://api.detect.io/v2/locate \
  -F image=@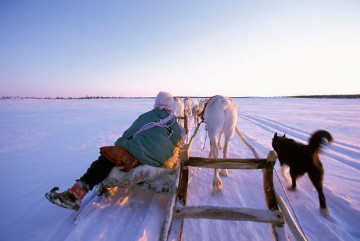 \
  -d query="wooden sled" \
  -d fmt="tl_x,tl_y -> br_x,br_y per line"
99,118 -> 307,241
159,123 -> 308,241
